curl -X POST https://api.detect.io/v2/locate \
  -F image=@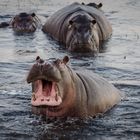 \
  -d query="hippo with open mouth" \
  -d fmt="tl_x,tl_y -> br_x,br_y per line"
27,56 -> 121,118
0,12 -> 41,33
42,2 -> 112,53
